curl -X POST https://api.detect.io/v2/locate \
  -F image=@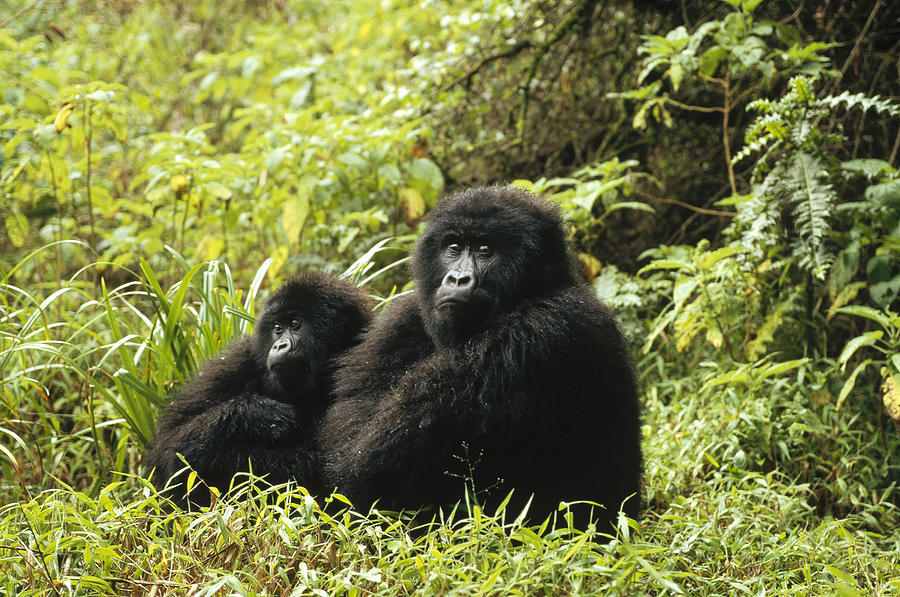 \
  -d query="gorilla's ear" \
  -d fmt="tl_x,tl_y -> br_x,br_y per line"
524,211 -> 581,292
